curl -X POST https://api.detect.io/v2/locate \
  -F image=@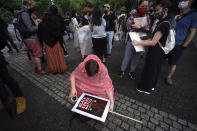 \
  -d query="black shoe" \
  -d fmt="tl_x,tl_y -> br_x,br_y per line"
106,54 -> 111,58
64,51 -> 69,57
118,71 -> 125,78
129,72 -> 135,79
